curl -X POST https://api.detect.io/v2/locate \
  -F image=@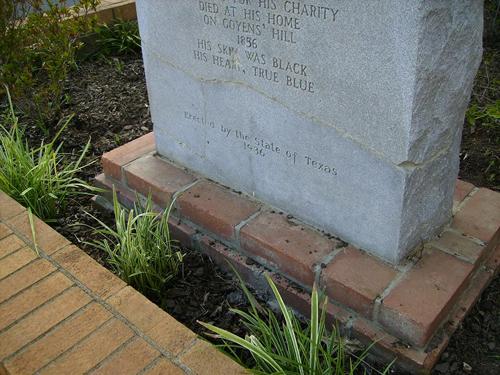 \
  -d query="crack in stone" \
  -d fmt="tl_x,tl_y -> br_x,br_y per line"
142,42 -> 454,169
